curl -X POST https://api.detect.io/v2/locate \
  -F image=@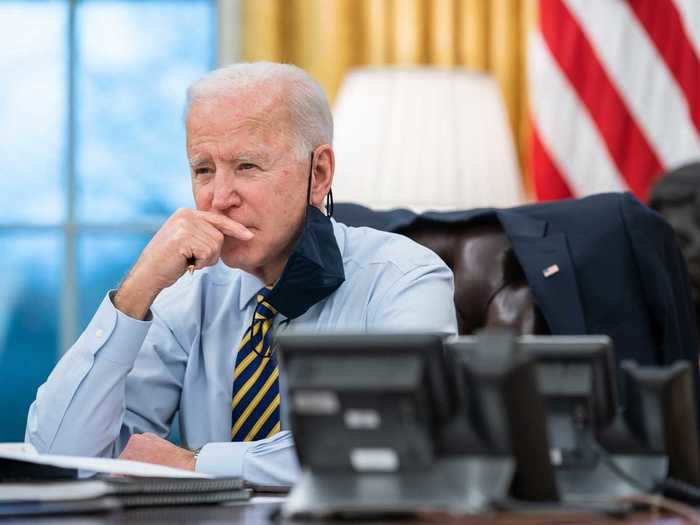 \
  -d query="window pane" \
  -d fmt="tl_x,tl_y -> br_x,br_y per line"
76,0 -> 215,223
0,2 -> 66,224
0,233 -> 62,441
77,232 -> 152,331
